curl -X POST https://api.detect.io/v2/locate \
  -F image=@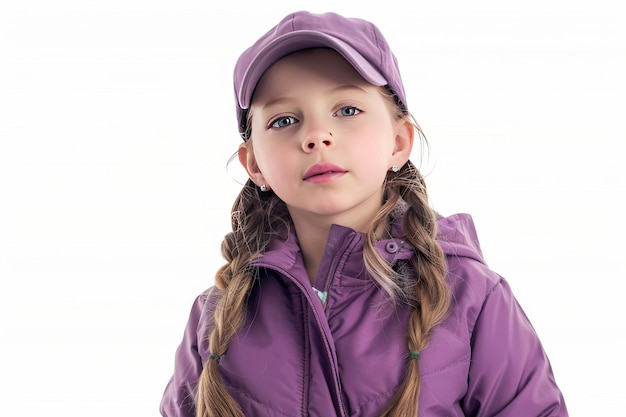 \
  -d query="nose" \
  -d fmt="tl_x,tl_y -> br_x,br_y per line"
302,129 -> 334,152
